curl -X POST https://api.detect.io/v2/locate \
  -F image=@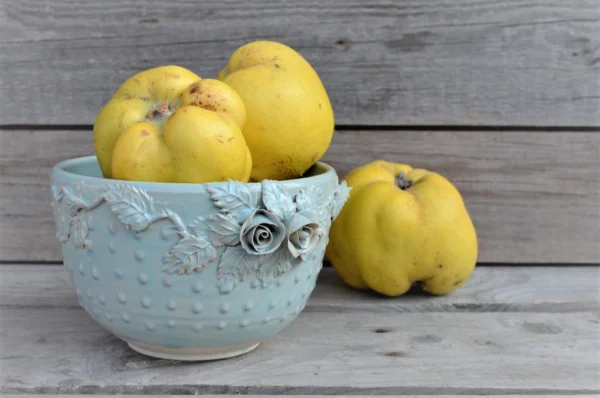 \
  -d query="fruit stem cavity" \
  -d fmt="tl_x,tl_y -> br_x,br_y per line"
396,171 -> 413,190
